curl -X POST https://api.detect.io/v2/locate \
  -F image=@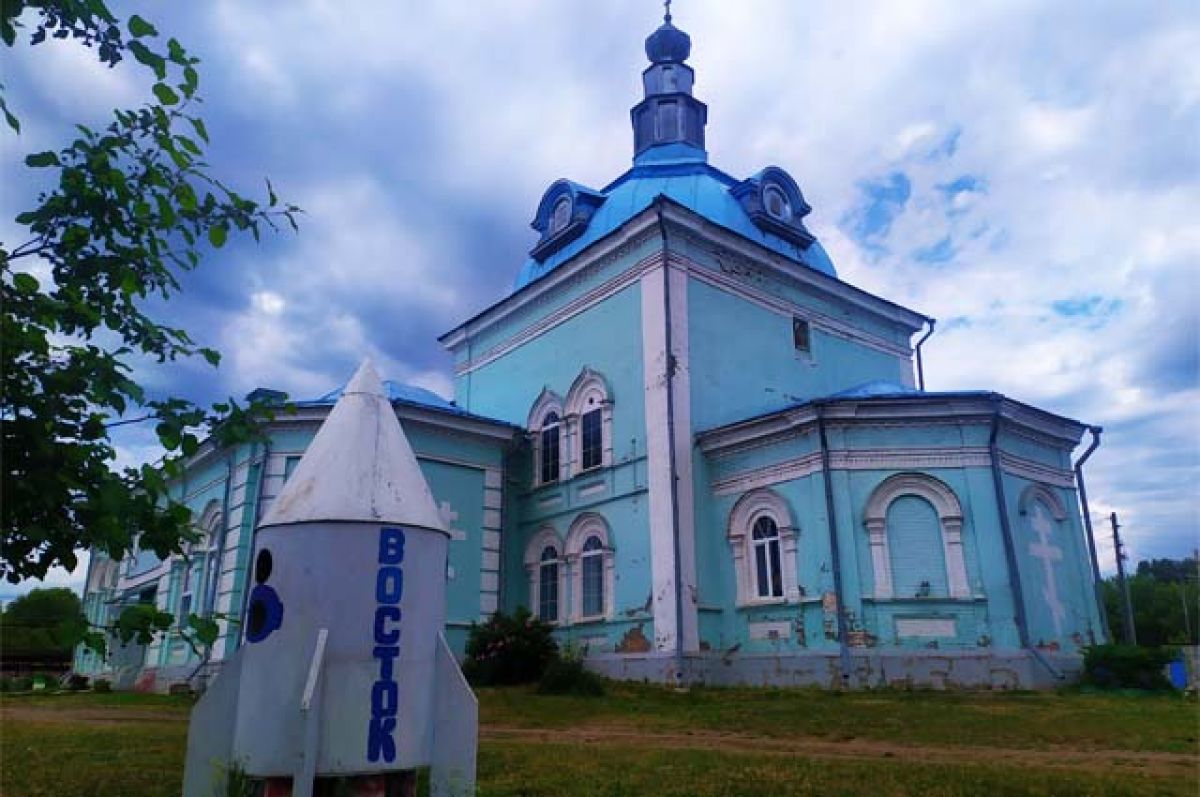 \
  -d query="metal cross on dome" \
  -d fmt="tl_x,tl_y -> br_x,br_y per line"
664,0 -> 672,23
